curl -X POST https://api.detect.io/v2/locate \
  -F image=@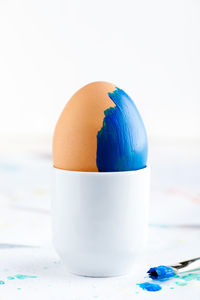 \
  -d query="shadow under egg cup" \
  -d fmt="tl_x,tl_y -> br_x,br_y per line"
52,167 -> 150,277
